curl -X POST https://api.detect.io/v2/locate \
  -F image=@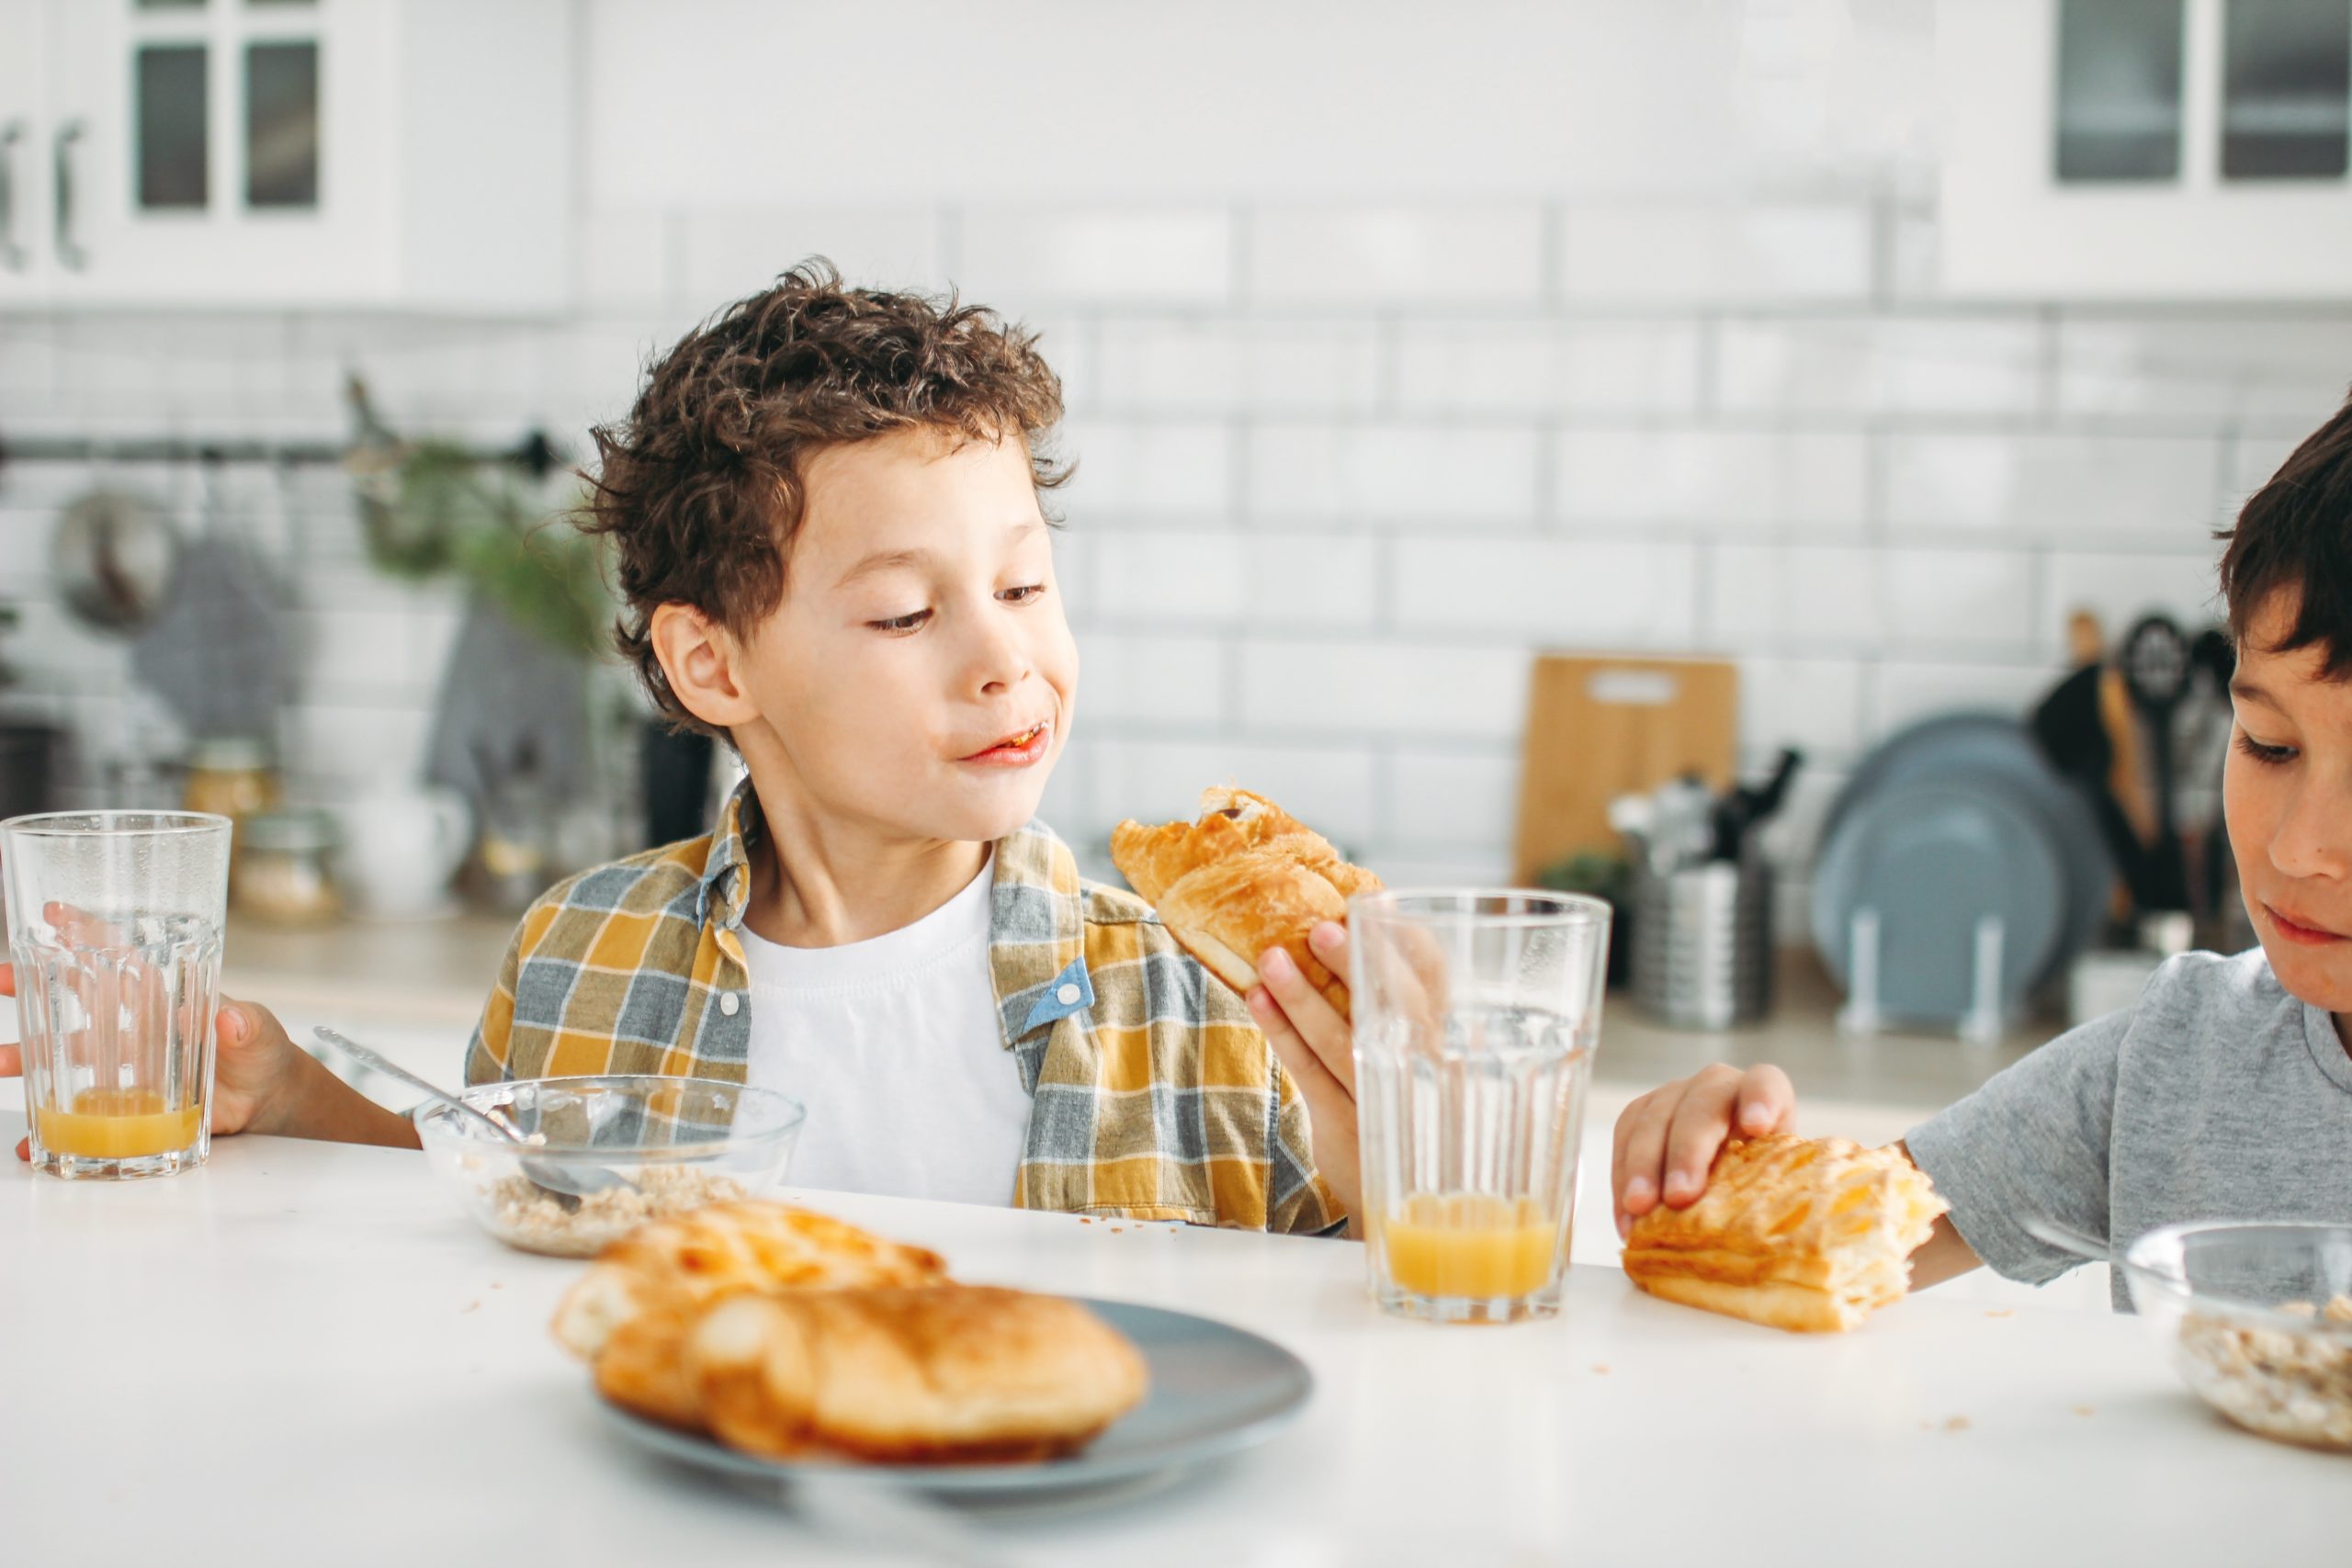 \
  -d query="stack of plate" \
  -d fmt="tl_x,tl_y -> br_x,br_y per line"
1809,714 -> 2112,1027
